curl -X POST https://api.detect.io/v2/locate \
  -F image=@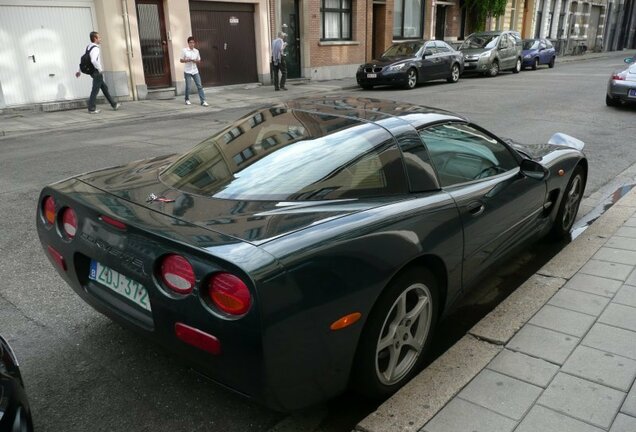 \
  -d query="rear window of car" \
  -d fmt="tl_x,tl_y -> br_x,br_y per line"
160,109 -> 407,201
